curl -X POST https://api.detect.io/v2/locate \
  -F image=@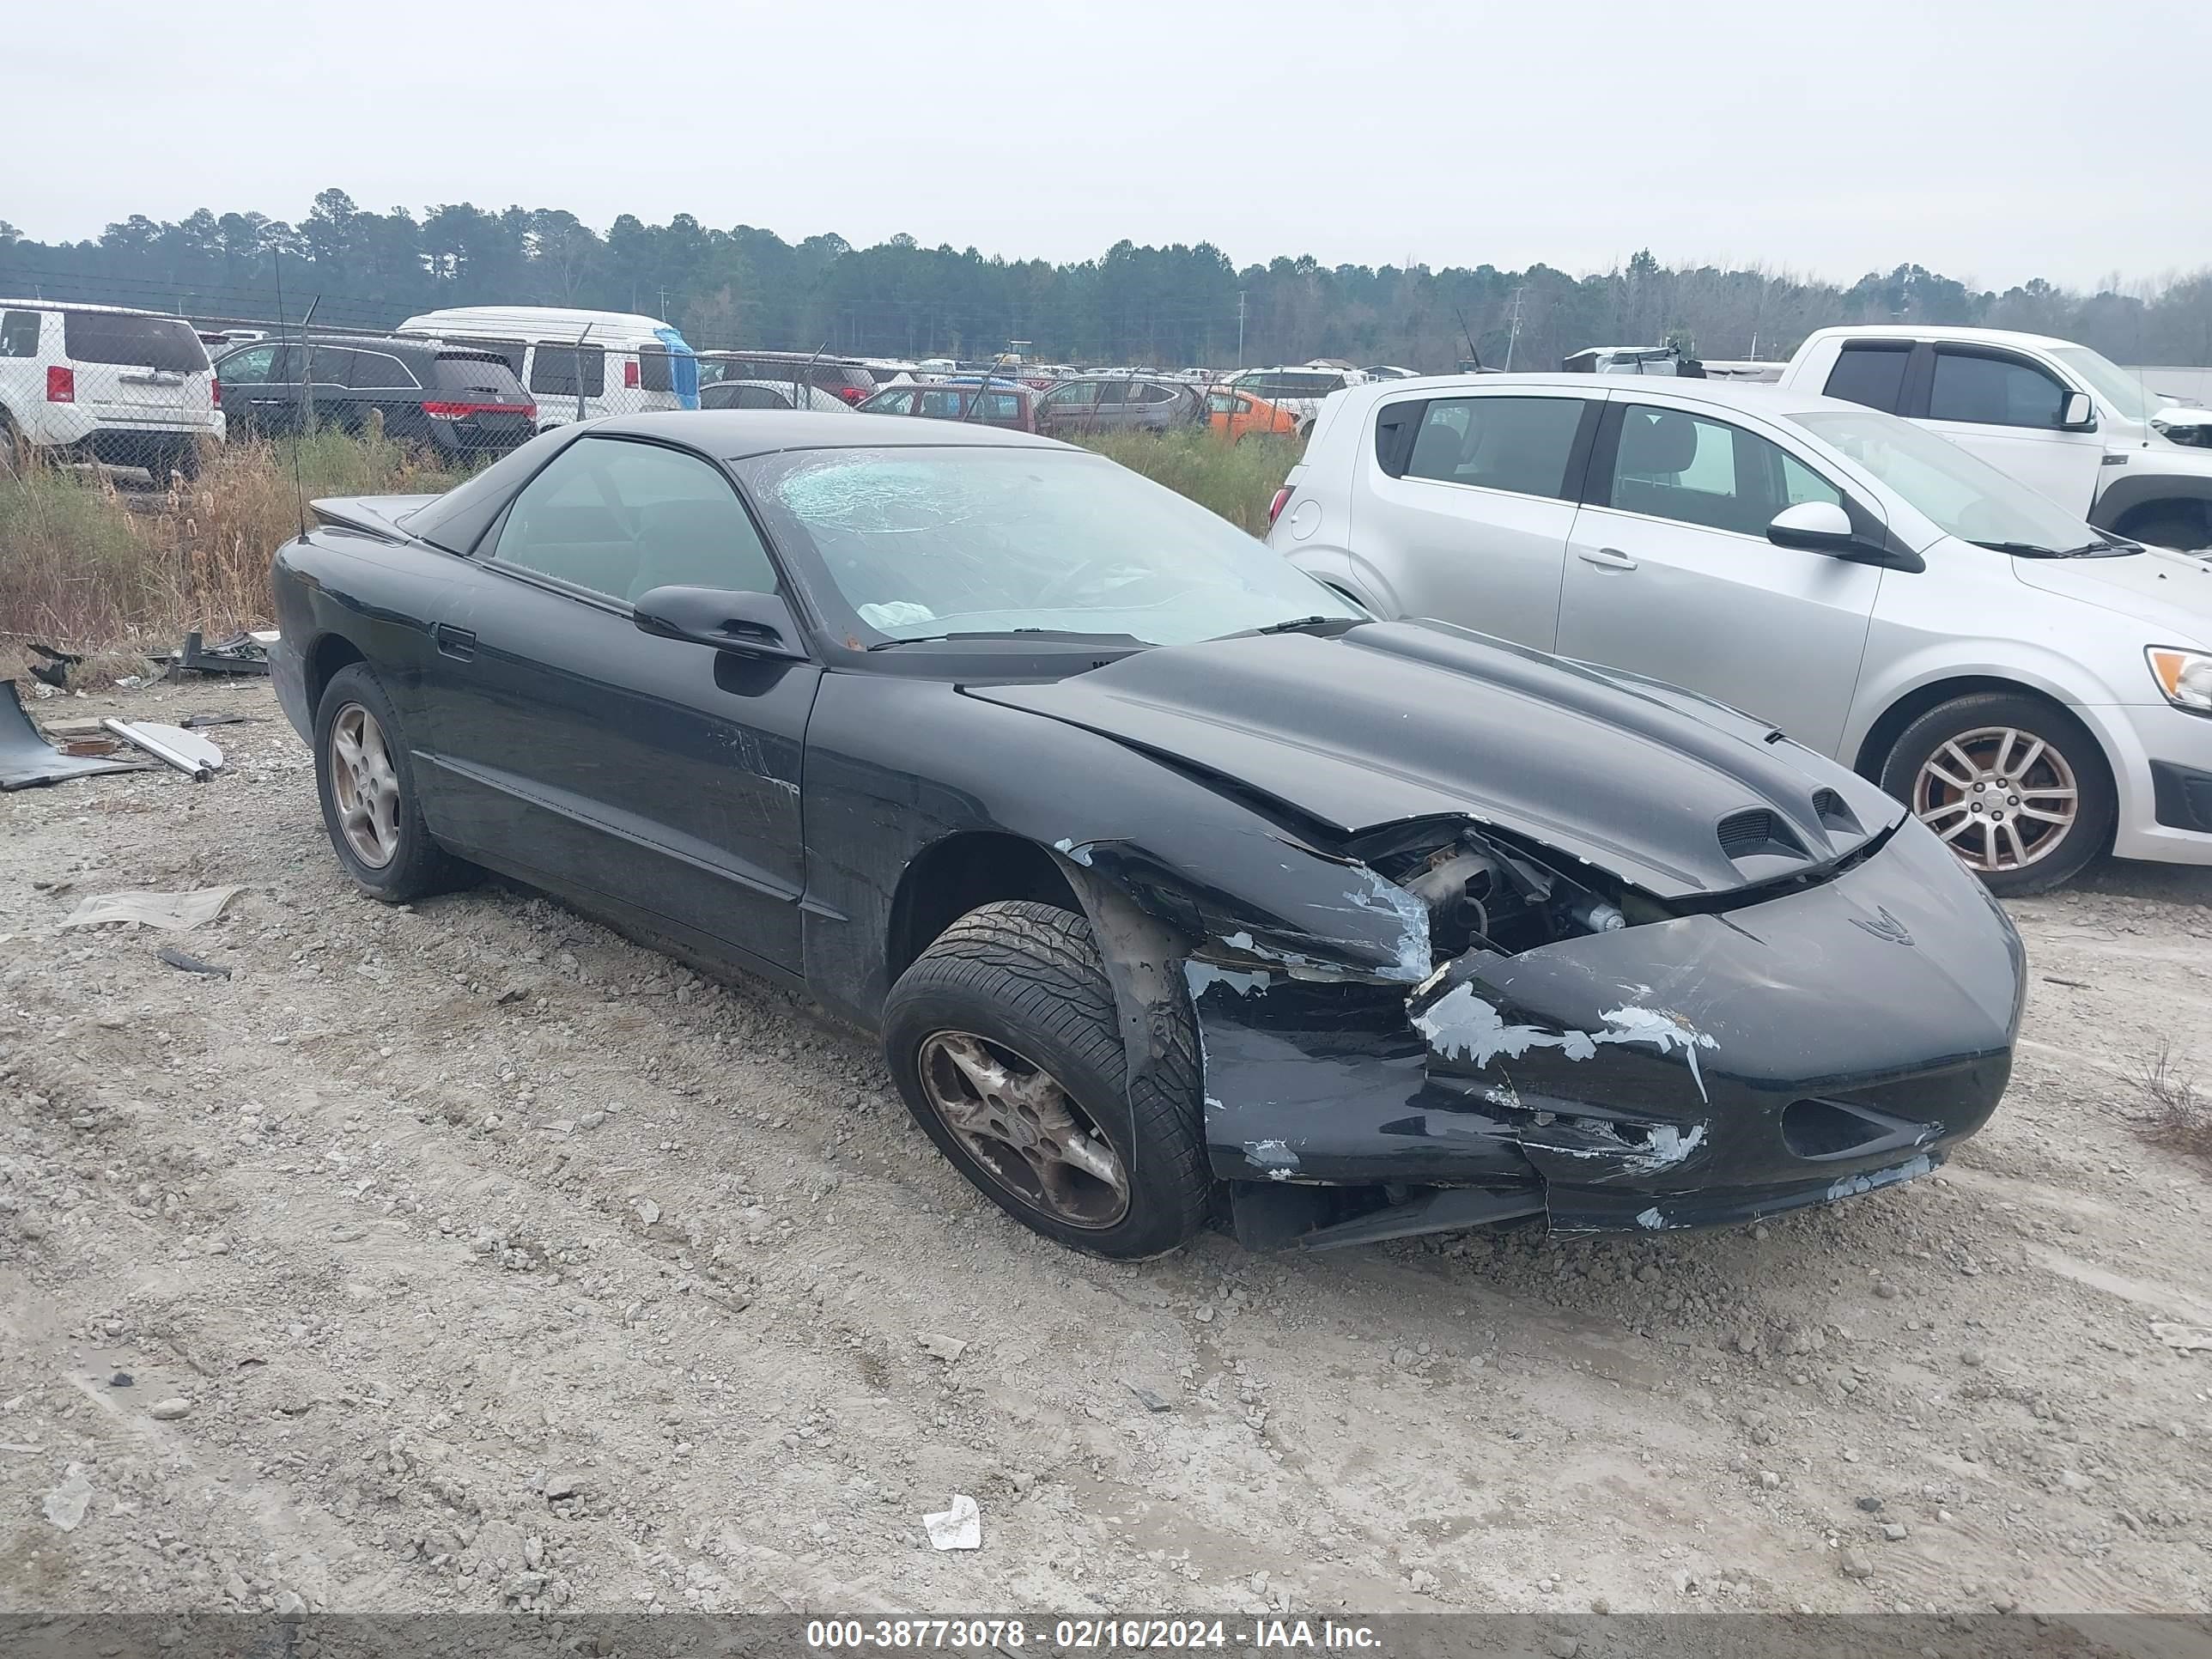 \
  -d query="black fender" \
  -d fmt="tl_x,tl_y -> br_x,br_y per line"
2090,468 -> 2212,533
